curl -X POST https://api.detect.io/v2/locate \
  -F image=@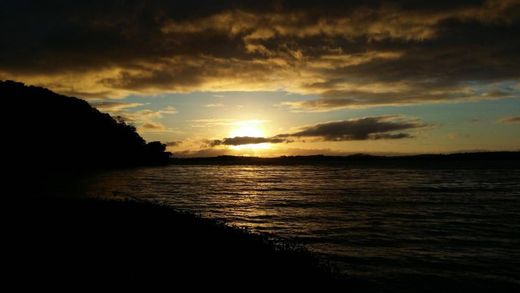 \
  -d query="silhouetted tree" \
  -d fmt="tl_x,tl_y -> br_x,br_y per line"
2,80 -> 171,171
